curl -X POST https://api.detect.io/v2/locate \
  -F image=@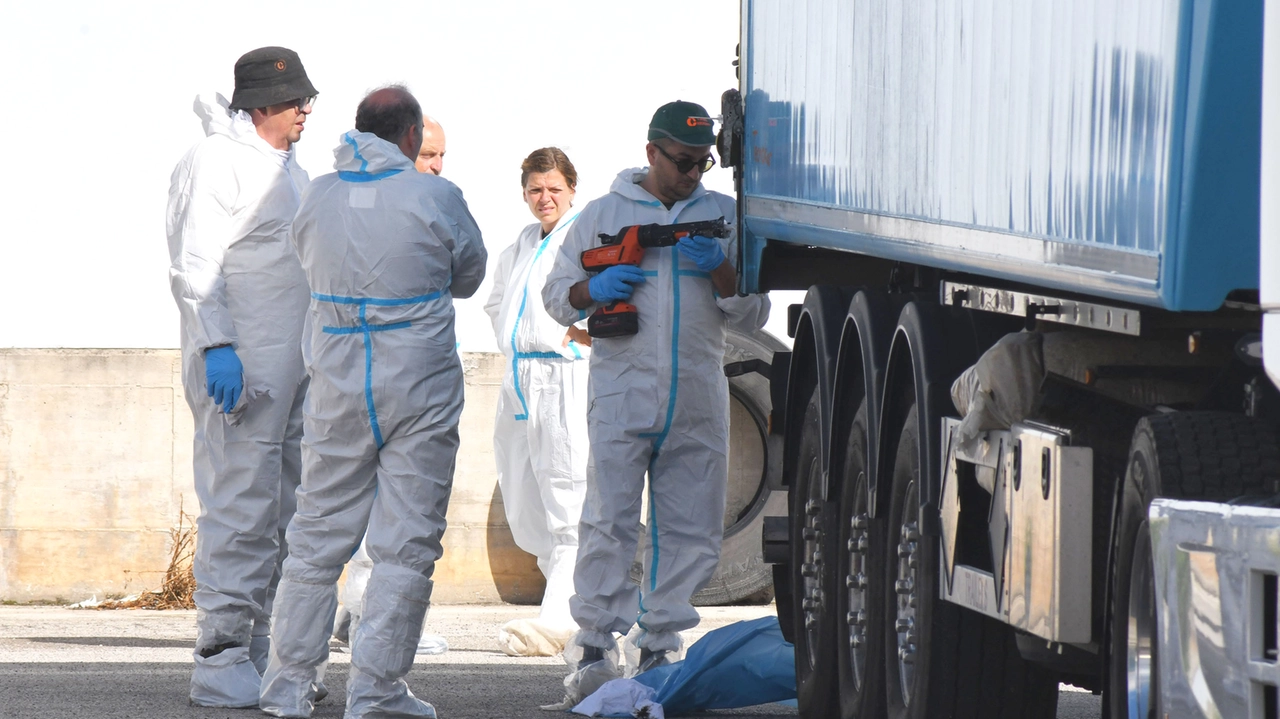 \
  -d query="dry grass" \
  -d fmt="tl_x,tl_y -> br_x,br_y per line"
98,506 -> 197,610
